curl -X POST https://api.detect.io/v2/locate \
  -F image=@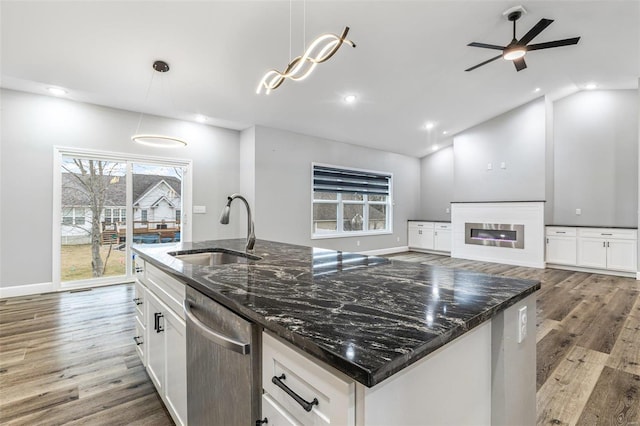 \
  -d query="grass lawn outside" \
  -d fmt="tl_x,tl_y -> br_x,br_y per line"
61,244 -> 127,282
